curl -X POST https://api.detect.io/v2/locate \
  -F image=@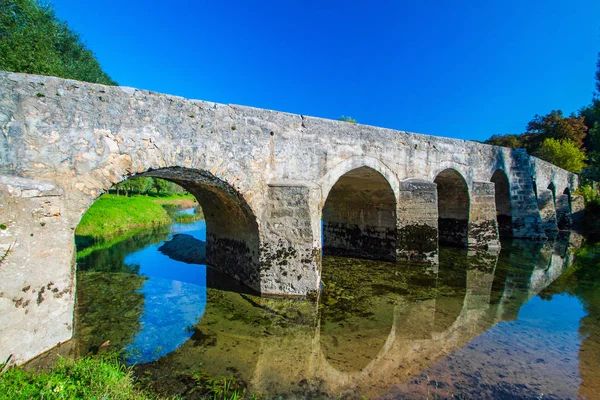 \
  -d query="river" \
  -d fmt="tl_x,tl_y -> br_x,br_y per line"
74,208 -> 600,399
